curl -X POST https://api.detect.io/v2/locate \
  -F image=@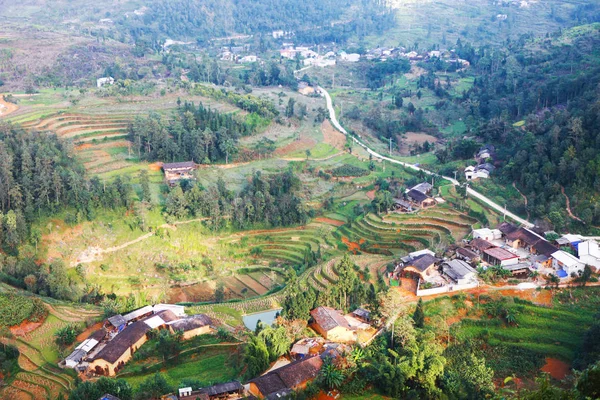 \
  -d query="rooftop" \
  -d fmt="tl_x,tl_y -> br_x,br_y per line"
442,259 -> 476,280
407,189 -> 430,203
497,222 -> 518,235
250,356 -> 323,397
483,247 -> 519,261
123,305 -> 153,322
551,250 -> 583,267
107,315 -> 126,328
310,307 -> 351,332
168,314 -> 212,332
198,381 -> 243,396
162,161 -> 197,171
410,182 -> 433,194
92,321 -> 151,364
456,247 -> 479,259
405,254 -> 440,272
506,227 -> 544,246
532,239 -> 559,257
469,238 -> 495,251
